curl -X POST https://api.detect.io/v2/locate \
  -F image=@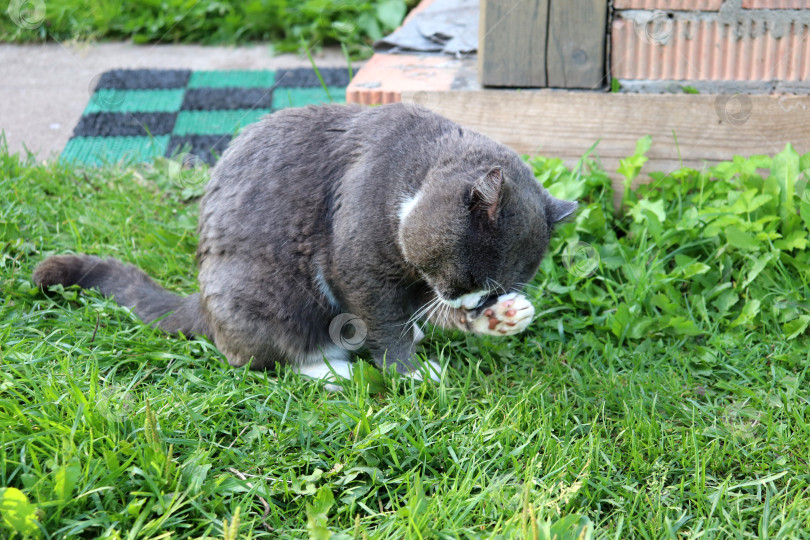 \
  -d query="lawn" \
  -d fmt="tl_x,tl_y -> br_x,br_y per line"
1,0 -> 413,57
1,138 -> 810,538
